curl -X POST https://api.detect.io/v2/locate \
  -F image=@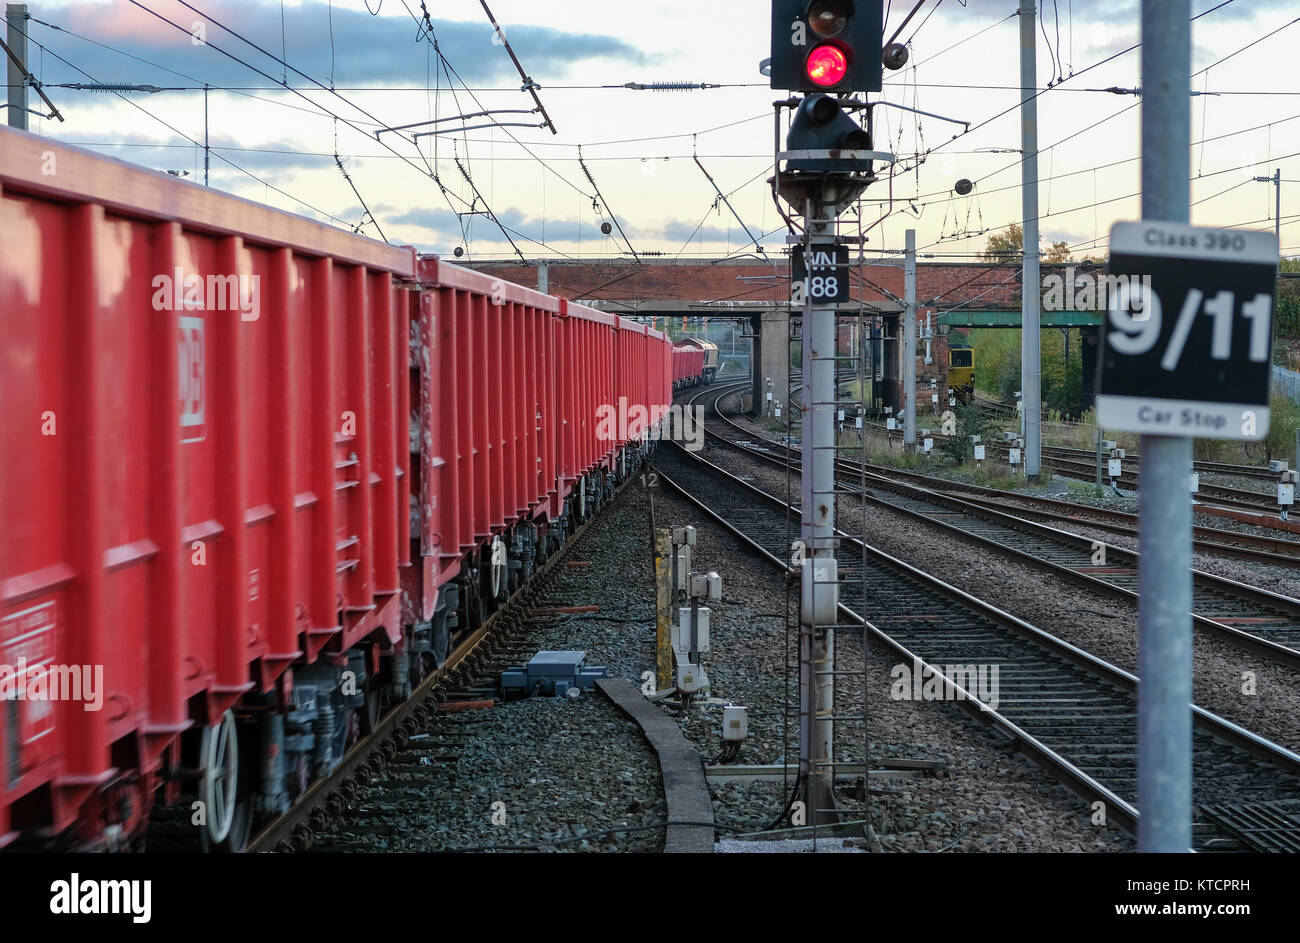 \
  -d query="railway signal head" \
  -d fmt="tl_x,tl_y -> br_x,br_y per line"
770,0 -> 884,92
784,93 -> 873,174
